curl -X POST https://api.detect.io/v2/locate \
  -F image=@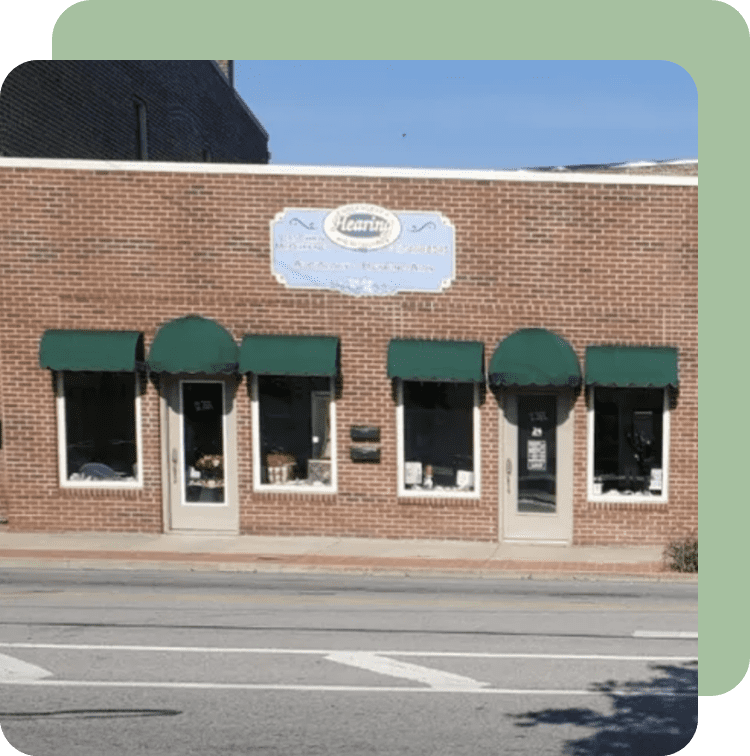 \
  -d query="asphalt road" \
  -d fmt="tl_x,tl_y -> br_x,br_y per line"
0,569 -> 698,756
